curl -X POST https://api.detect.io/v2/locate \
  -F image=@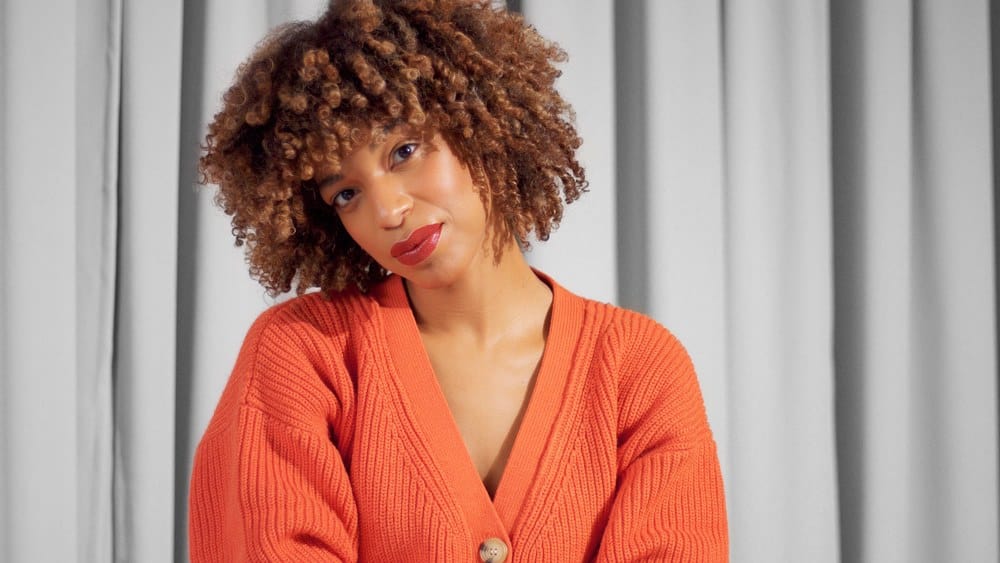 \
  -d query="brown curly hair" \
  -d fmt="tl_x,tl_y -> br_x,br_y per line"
201,0 -> 587,295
